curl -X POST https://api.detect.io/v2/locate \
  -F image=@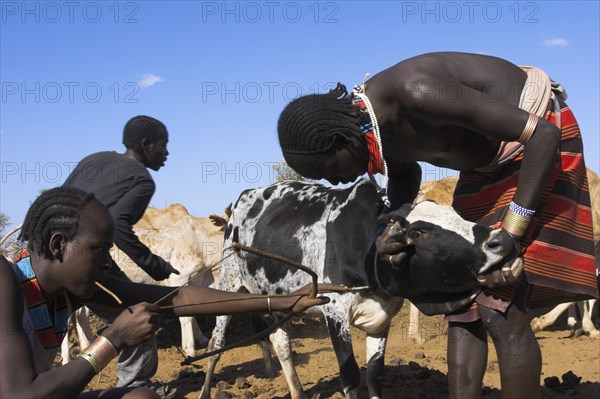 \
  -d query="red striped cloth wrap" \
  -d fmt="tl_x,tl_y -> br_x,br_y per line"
447,69 -> 597,322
